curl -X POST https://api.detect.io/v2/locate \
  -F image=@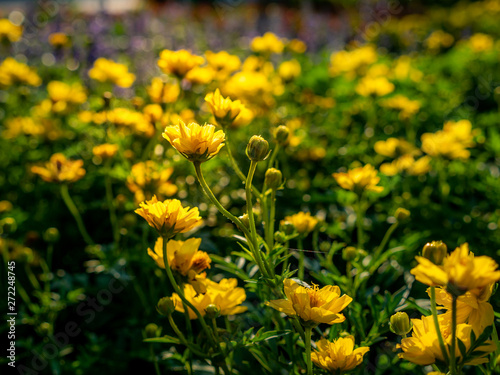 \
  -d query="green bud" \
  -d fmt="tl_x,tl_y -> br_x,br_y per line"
246,135 -> 270,162
157,296 -> 176,316
280,221 -> 295,236
145,323 -> 161,338
265,168 -> 282,190
273,125 -> 289,145
319,242 -> 331,252
342,246 -> 358,262
18,247 -> 34,263
390,312 -> 412,336
422,240 -> 447,266
394,208 -> 410,221
1,217 -> 17,234
238,213 -> 249,229
43,227 -> 60,243
39,322 -> 52,335
274,231 -> 287,243
205,304 -> 220,319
